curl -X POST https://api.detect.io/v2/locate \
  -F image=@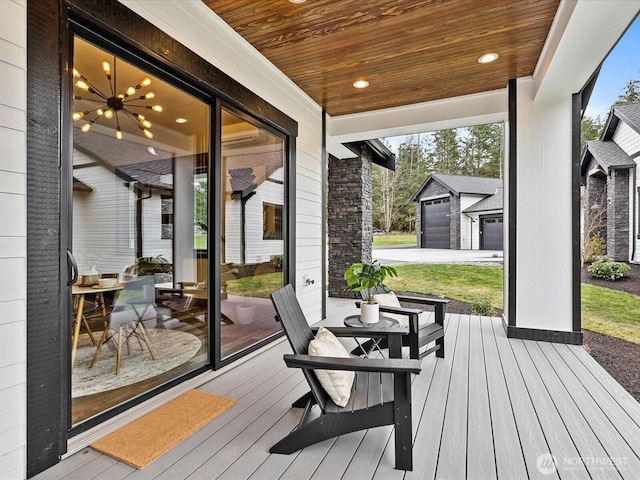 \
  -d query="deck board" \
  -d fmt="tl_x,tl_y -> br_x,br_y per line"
36,311 -> 640,480
466,317 -> 496,478
509,339 -> 589,480
436,314 -> 469,478
492,319 -> 559,480
482,317 -> 528,479
524,341 -> 623,480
